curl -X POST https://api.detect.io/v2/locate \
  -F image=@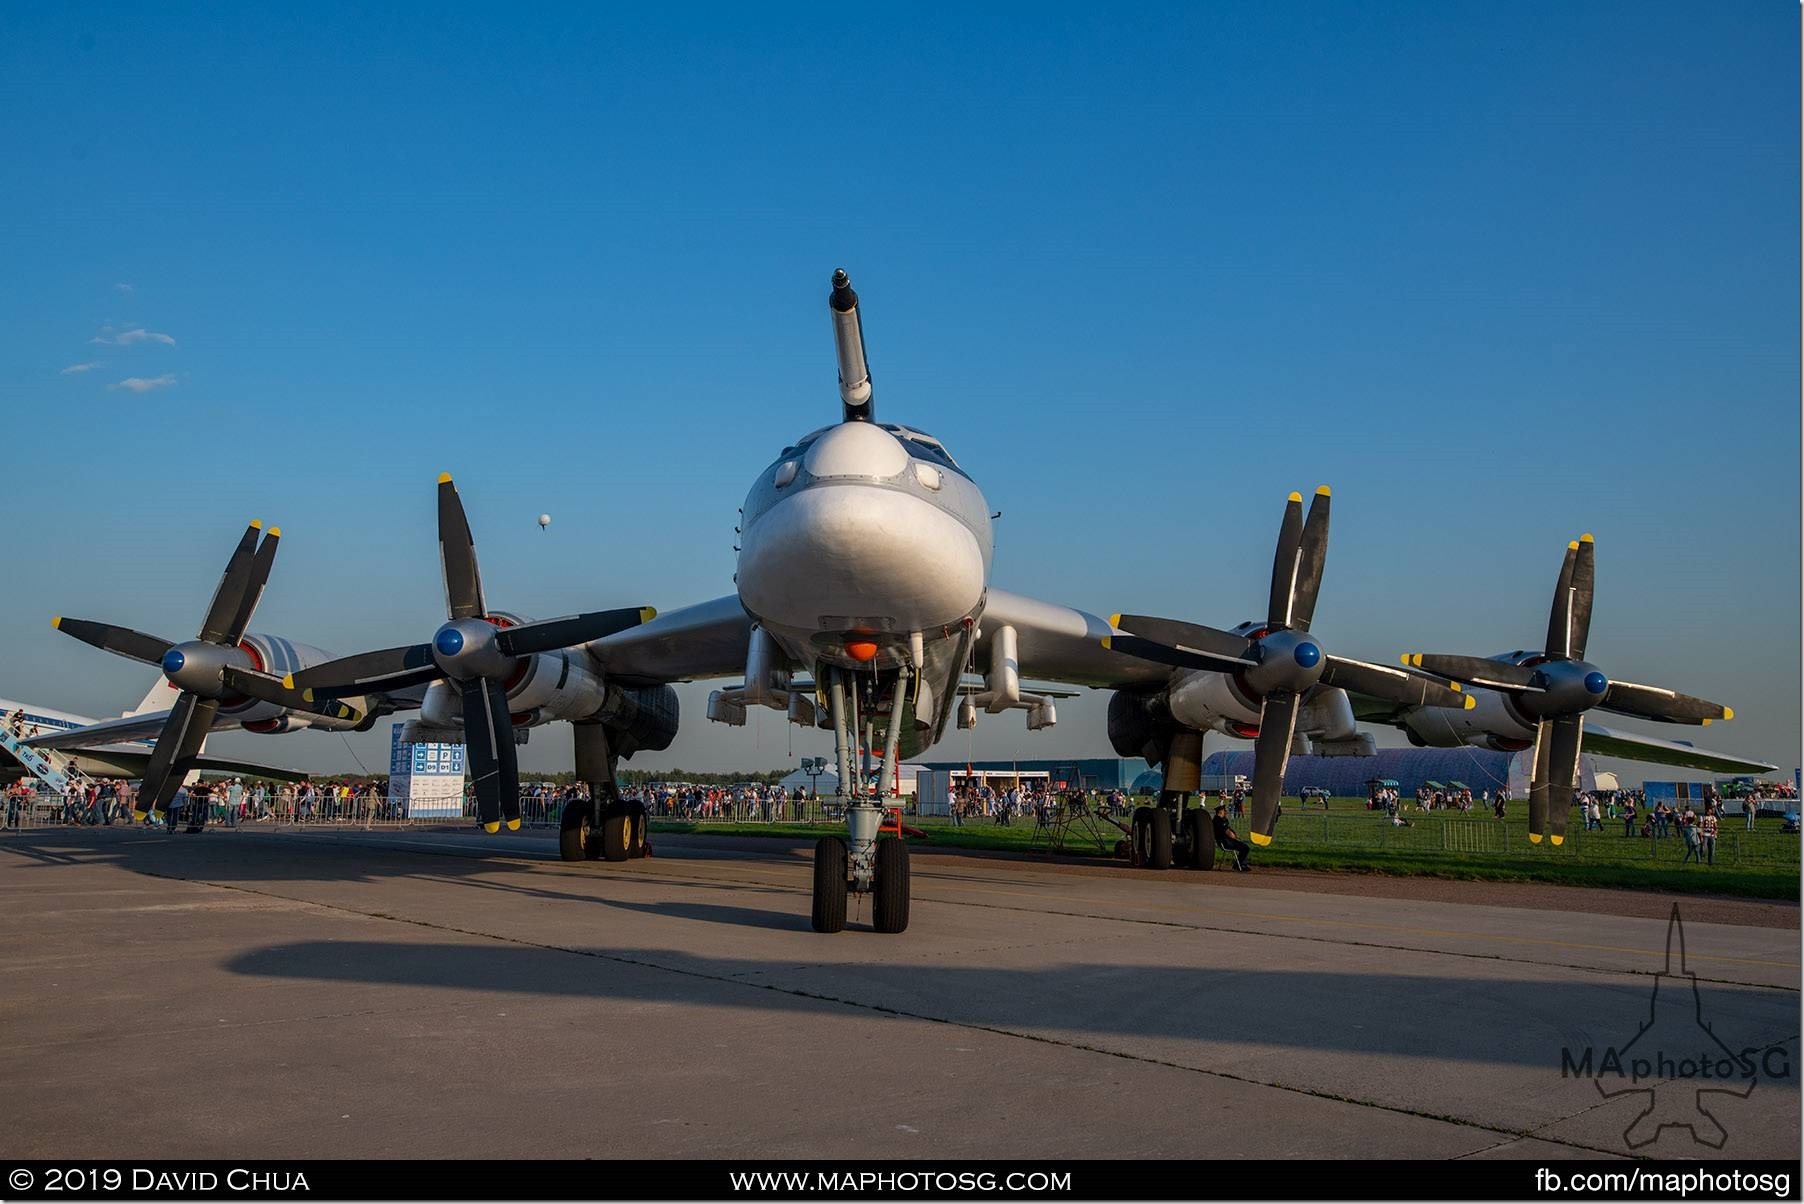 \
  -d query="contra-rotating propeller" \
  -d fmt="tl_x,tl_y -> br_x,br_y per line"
52,520 -> 356,818
1104,487 -> 1472,847
271,475 -> 654,833
1400,534 -> 1735,846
